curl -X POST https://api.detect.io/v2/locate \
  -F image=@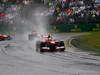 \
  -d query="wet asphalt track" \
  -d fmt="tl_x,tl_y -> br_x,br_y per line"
0,33 -> 100,75
0,3 -> 100,75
